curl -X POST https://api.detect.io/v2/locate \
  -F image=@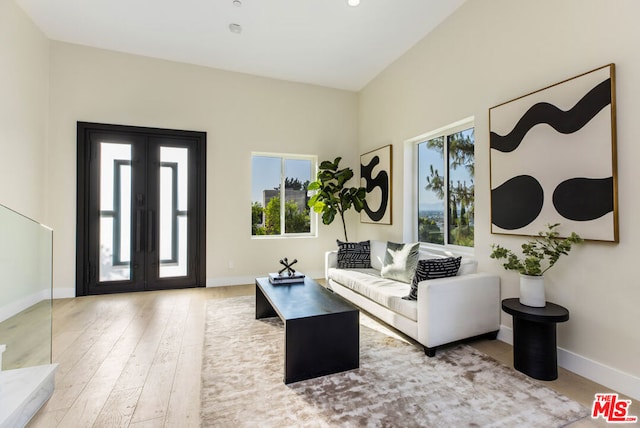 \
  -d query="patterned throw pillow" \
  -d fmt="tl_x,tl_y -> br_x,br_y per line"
380,242 -> 420,284
336,240 -> 371,268
403,256 -> 462,300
